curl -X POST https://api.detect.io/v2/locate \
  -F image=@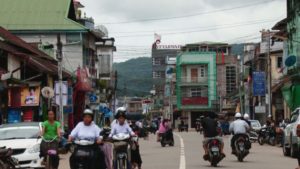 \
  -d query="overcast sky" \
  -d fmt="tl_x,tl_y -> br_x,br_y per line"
81,0 -> 286,62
